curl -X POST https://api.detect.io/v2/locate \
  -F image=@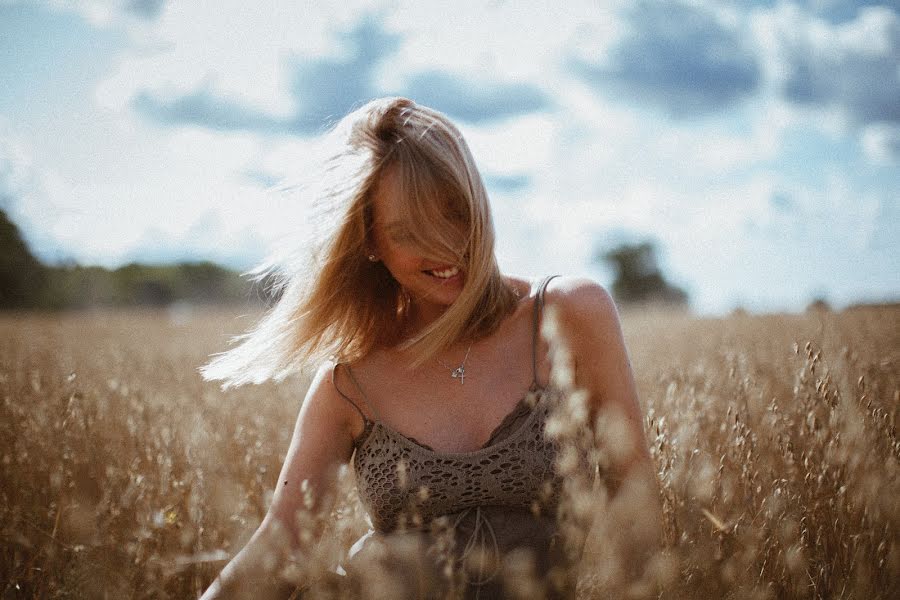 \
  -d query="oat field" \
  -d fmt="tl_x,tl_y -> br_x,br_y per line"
1,305 -> 897,599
